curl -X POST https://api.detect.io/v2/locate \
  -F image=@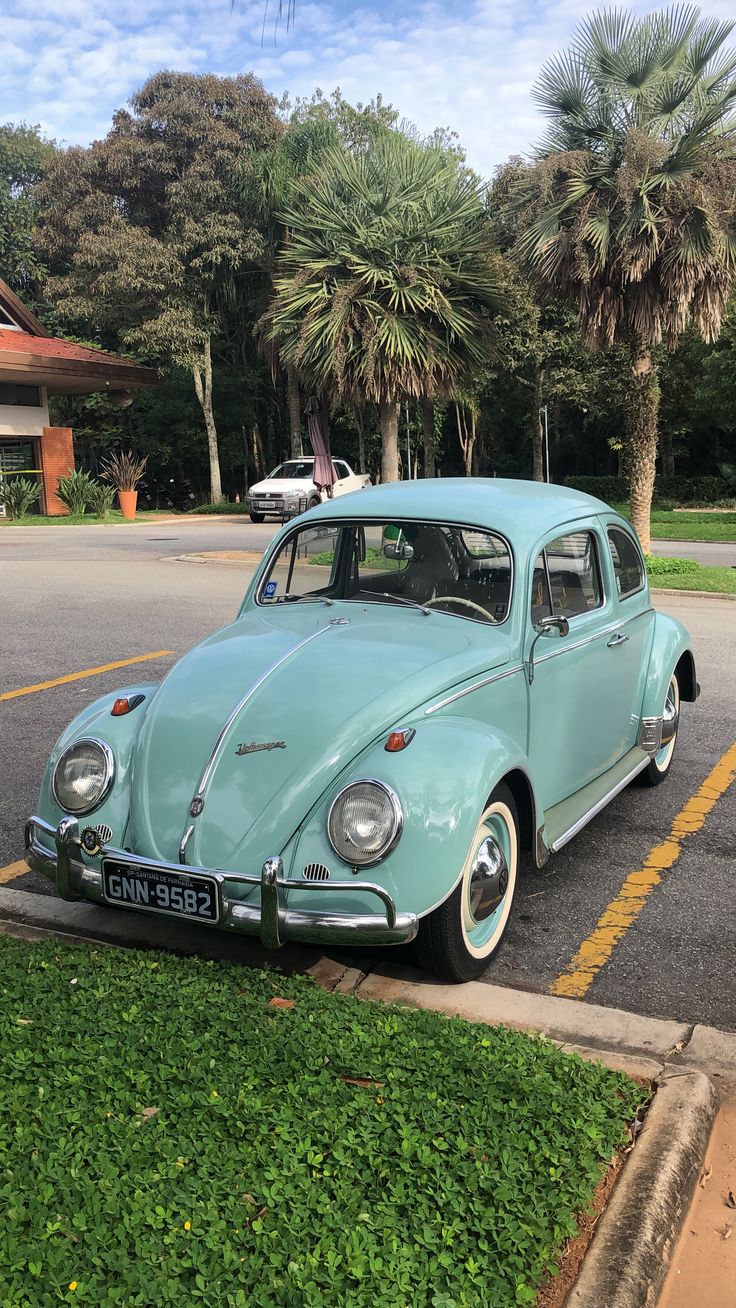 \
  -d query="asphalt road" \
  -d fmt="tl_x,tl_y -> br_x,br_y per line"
2,521 -> 735,1031
650,538 -> 736,567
